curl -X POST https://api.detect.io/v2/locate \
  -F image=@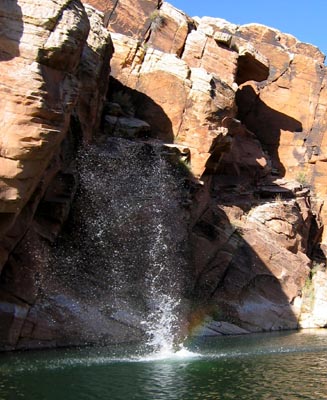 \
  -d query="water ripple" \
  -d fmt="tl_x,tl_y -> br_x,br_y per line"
1,330 -> 327,400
